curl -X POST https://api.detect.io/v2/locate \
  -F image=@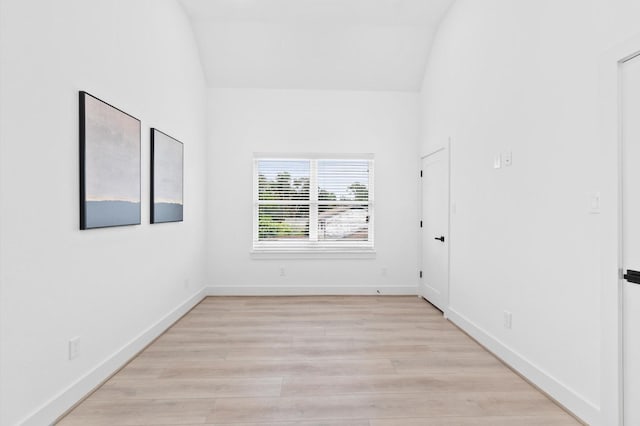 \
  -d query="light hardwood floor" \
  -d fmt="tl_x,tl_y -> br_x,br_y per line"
58,296 -> 580,425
